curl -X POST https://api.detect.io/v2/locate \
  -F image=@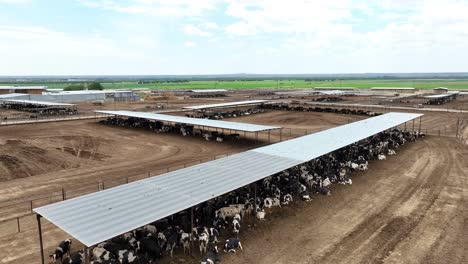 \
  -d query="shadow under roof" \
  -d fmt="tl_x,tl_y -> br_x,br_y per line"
34,112 -> 422,247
